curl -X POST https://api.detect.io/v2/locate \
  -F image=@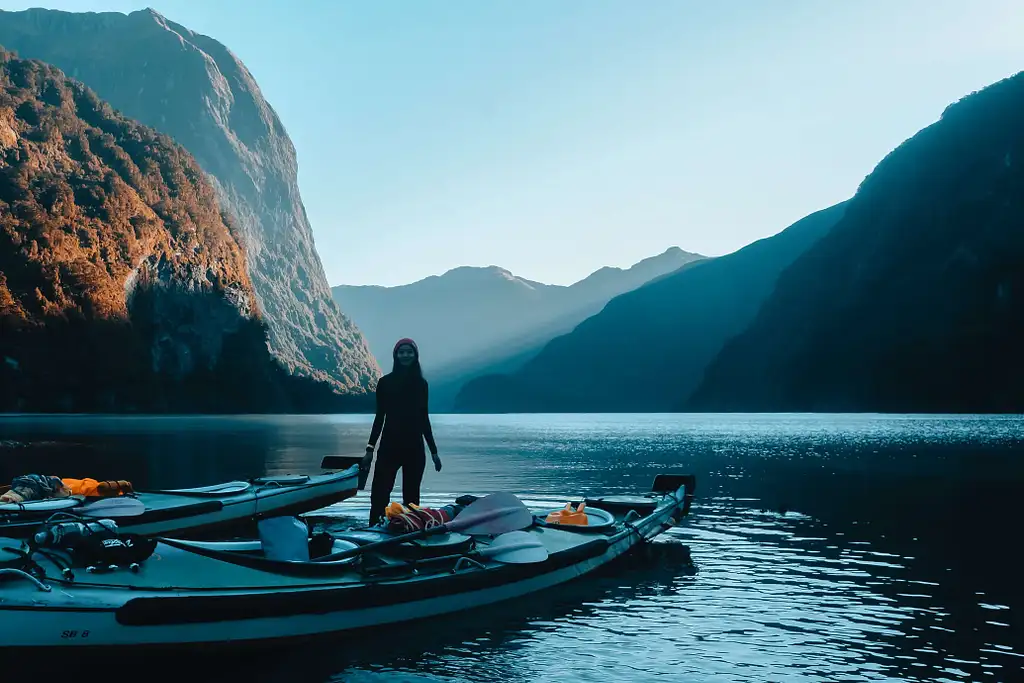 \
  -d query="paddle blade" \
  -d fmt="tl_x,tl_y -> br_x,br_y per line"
652,474 -> 696,495
448,491 -> 533,535
320,455 -> 362,471
478,530 -> 548,564
320,455 -> 368,490
80,496 -> 147,518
